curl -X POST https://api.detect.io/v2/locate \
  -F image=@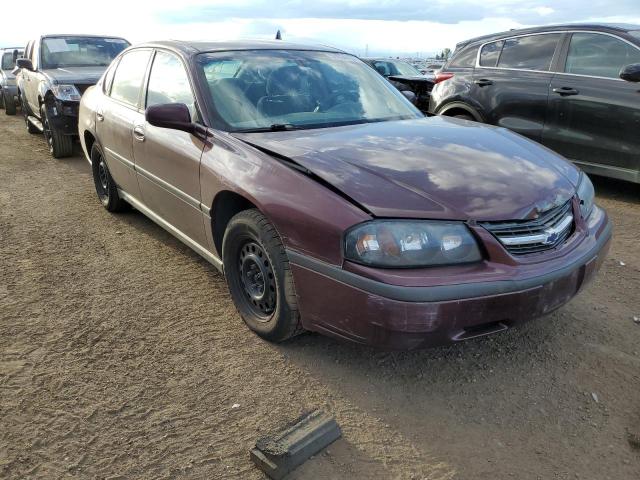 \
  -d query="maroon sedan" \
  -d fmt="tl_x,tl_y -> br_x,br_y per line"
78,41 -> 611,349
